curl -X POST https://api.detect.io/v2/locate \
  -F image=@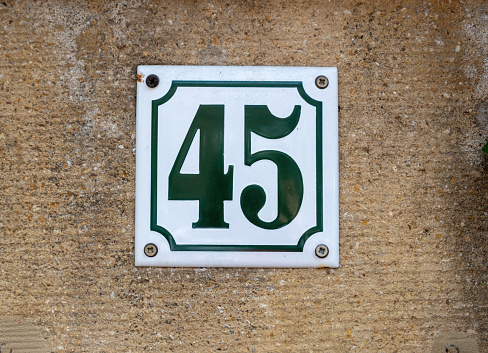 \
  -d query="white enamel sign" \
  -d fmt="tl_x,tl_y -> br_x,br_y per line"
135,66 -> 338,268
